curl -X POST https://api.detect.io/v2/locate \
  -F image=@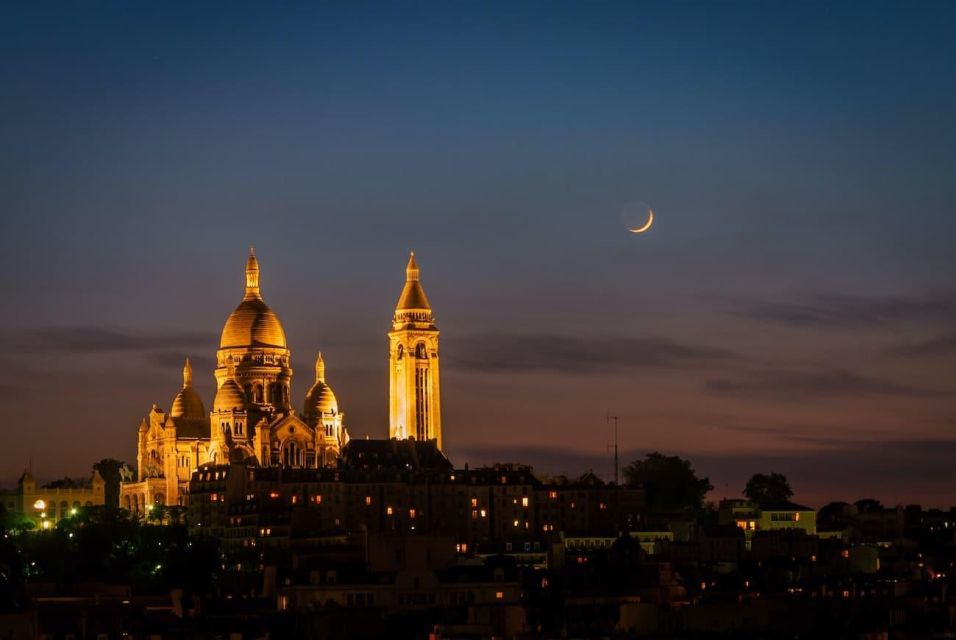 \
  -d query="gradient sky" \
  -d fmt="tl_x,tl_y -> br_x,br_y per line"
2,1 -> 954,507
